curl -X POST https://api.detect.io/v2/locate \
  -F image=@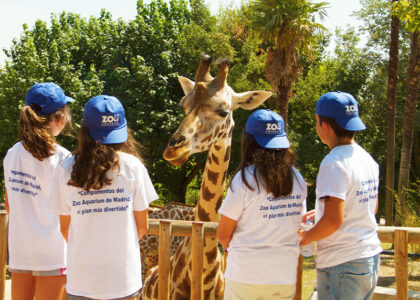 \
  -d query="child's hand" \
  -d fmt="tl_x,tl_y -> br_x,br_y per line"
298,230 -> 310,246
301,210 -> 315,223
